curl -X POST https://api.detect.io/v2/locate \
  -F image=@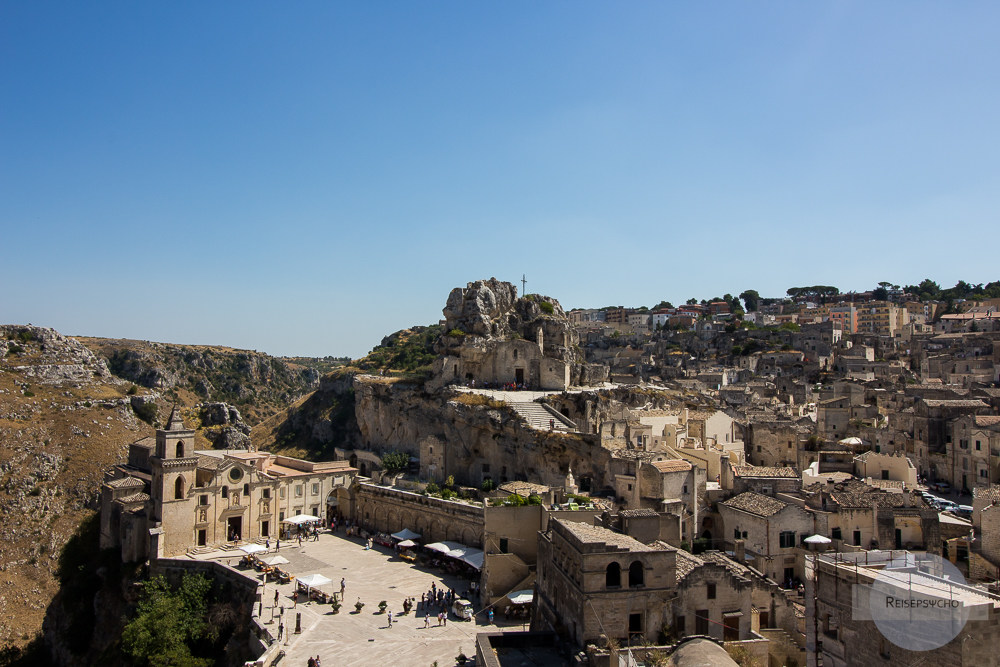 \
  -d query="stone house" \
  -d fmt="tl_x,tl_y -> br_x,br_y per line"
726,464 -> 801,495
533,518 -> 677,645
671,549 -> 801,653
944,414 -> 1000,491
853,451 -> 917,487
717,492 -> 815,585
